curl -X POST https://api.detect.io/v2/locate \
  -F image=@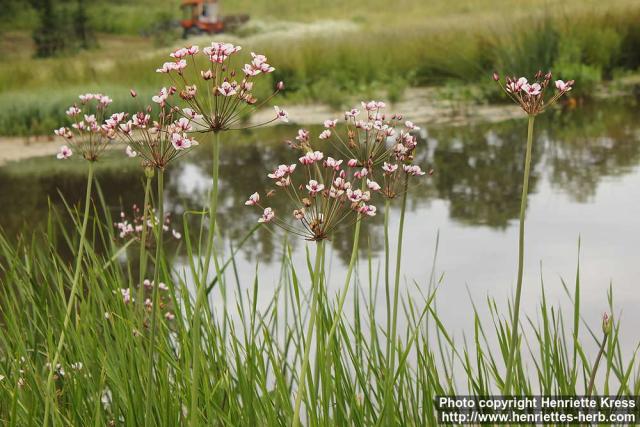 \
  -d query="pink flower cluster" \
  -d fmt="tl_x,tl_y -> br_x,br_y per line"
113,90 -> 200,168
155,43 -> 285,131
114,205 -> 182,244
289,101 -> 430,199
247,148 -> 378,241
118,279 -> 175,321
494,71 -> 574,115
54,93 -> 123,161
